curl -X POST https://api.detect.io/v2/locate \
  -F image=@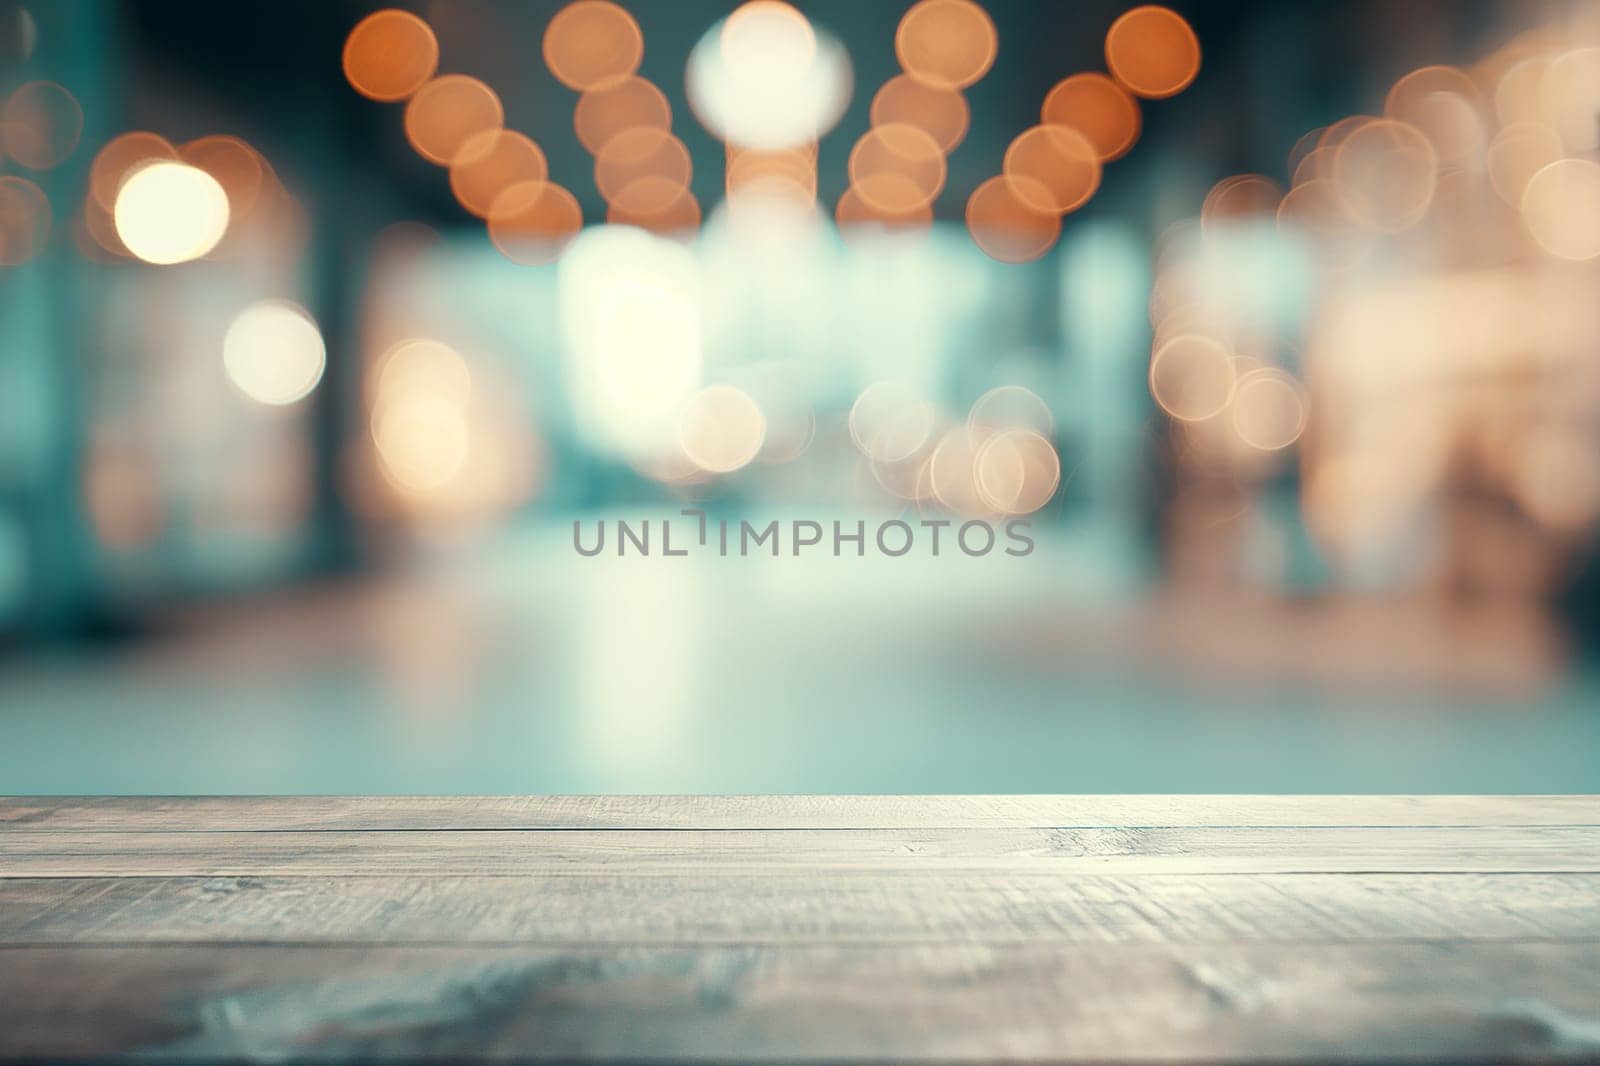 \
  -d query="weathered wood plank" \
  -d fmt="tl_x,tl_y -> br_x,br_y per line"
4,942 -> 1599,1061
2,873 -> 1598,945
4,826 -> 1597,877
5,794 -> 1596,831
